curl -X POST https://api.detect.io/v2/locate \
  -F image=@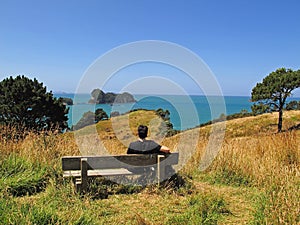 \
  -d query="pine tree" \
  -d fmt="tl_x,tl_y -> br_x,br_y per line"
0,75 -> 69,132
251,68 -> 300,132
